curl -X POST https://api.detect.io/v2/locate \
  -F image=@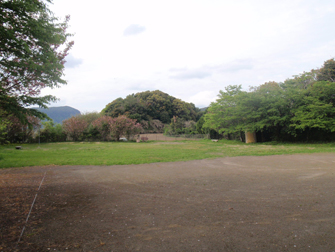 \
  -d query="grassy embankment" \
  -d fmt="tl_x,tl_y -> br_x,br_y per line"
1,139 -> 335,168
